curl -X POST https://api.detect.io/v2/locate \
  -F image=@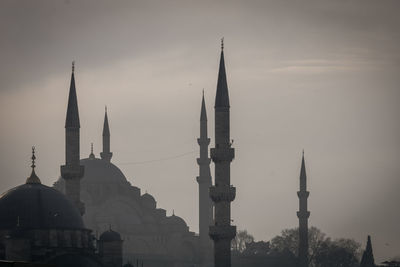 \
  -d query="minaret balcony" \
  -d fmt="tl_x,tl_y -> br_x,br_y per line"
297,211 -> 310,219
197,138 -> 211,146
297,191 -> 310,198
209,186 -> 236,202
60,165 -> 84,180
209,225 -> 236,241
210,147 -> 234,163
